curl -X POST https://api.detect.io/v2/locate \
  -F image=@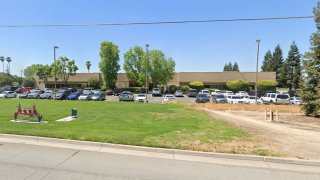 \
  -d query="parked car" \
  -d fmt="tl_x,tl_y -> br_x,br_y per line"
0,91 -> 17,98
39,90 -> 53,99
19,92 -> 30,99
82,87 -> 93,95
105,89 -> 114,96
228,95 -> 245,104
174,90 -> 184,97
135,94 -> 146,102
223,91 -> 234,96
67,92 -> 81,100
53,89 -> 71,100
21,87 -> 32,93
187,89 -> 198,97
27,89 -> 43,99
289,97 -> 301,105
152,88 -> 162,97
243,96 -> 263,104
163,94 -> 175,102
201,89 -> 211,97
90,91 -> 105,101
119,91 -> 134,101
236,91 -> 249,98
212,94 -> 227,103
195,93 -> 210,103
211,89 -> 223,96
261,93 -> 277,103
78,91 -> 92,100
